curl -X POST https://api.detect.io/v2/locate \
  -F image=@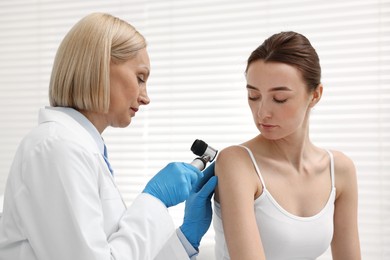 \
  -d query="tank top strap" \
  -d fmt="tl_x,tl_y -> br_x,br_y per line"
237,145 -> 267,189
236,146 -> 334,190
325,149 -> 335,189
